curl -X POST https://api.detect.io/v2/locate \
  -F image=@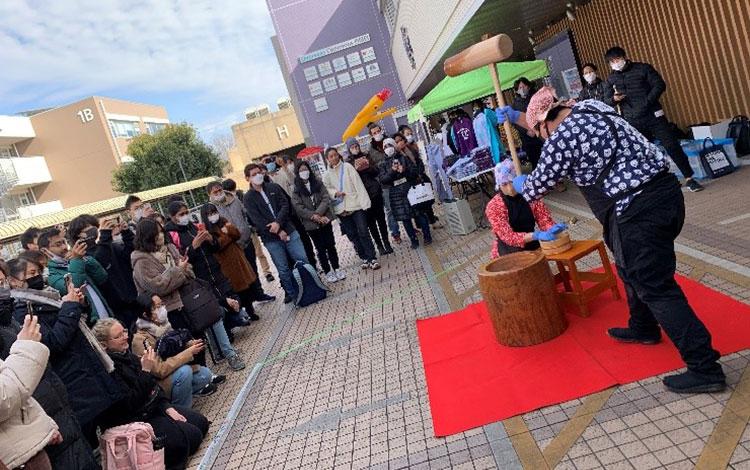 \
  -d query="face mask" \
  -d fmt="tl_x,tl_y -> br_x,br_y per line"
133,208 -> 144,222
208,214 -> 220,224
517,88 -> 528,97
583,72 -> 597,84
385,147 -> 396,157
251,174 -> 265,186
286,163 -> 295,173
112,234 -> 123,244
26,274 -> 45,291
154,306 -> 168,324
406,135 -> 414,143
350,148 -> 360,156
176,215 -> 190,226
210,193 -> 226,204
610,60 -> 626,71
42,267 -> 49,282
372,133 -> 384,142
266,162 -> 277,172
299,170 -> 310,180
